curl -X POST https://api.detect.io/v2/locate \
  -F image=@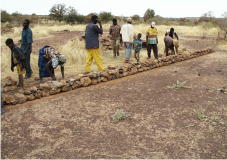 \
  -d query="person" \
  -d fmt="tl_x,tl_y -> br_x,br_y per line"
109,19 -> 121,57
85,15 -> 104,73
5,38 -> 26,88
120,17 -> 133,63
133,33 -> 143,62
164,35 -> 179,56
146,22 -> 158,59
38,46 -> 67,81
20,19 -> 33,79
165,28 -> 179,54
